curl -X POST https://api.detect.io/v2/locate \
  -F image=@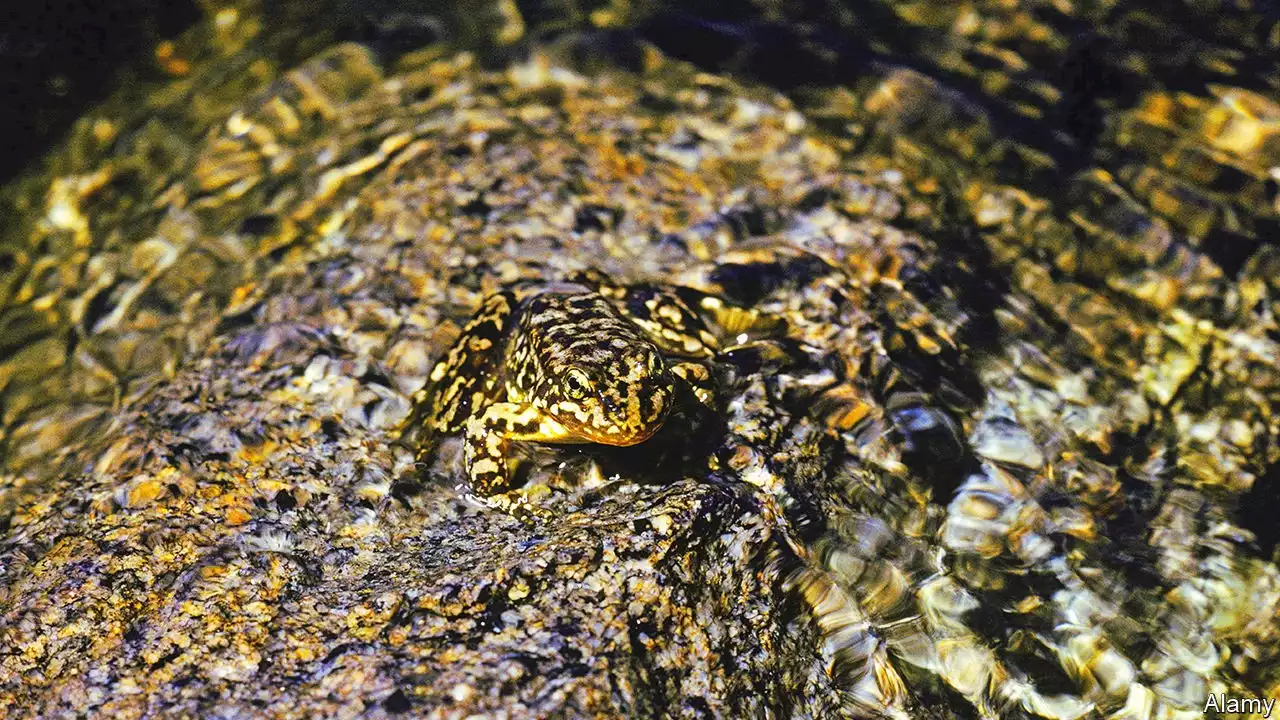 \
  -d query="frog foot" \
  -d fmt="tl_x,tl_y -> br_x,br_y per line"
460,486 -> 553,524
